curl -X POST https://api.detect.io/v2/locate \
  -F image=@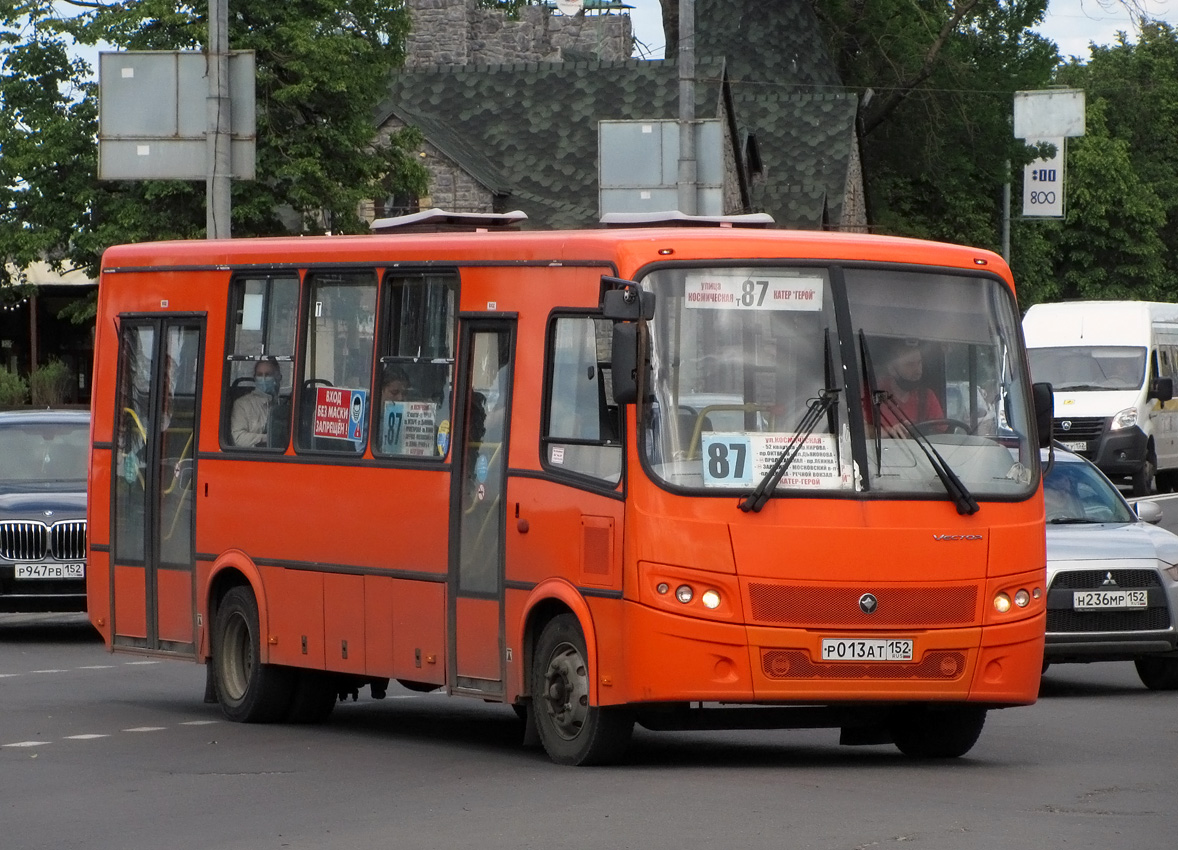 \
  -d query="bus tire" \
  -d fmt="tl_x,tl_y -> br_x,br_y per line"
213,586 -> 295,723
531,614 -> 633,766
1135,656 -> 1178,690
285,671 -> 338,723
891,706 -> 987,759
